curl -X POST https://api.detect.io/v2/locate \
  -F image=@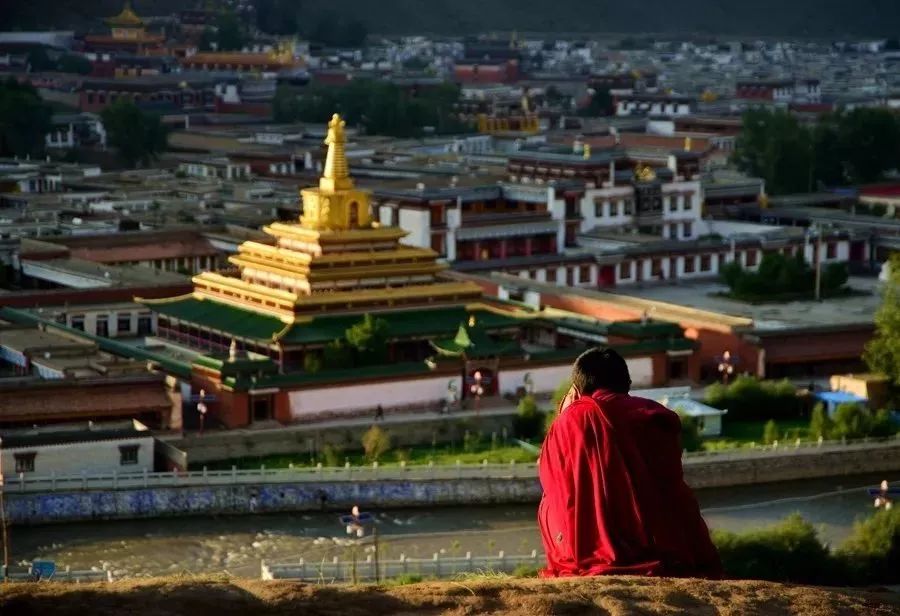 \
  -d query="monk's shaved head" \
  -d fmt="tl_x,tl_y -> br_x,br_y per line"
572,347 -> 632,395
